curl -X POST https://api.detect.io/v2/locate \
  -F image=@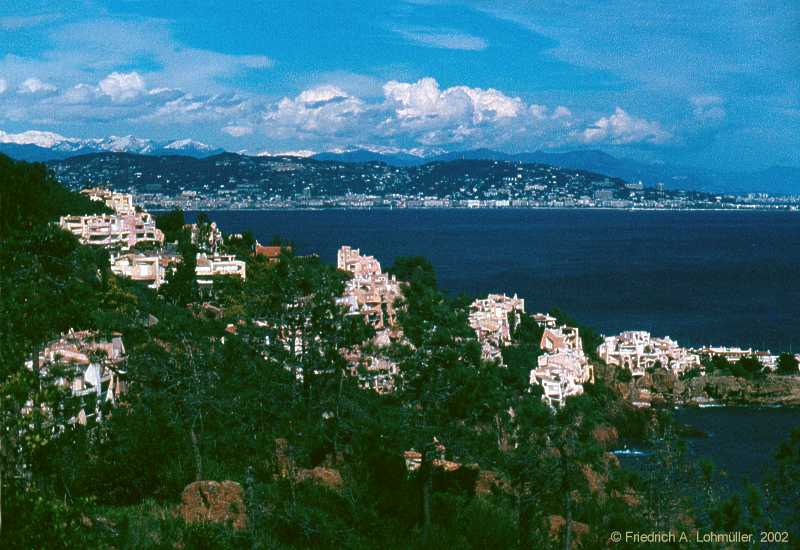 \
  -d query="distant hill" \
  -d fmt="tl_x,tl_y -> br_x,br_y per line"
313,148 -> 800,195
0,143 -> 70,162
311,149 -> 424,166
45,151 -> 723,210
2,130 -> 796,194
